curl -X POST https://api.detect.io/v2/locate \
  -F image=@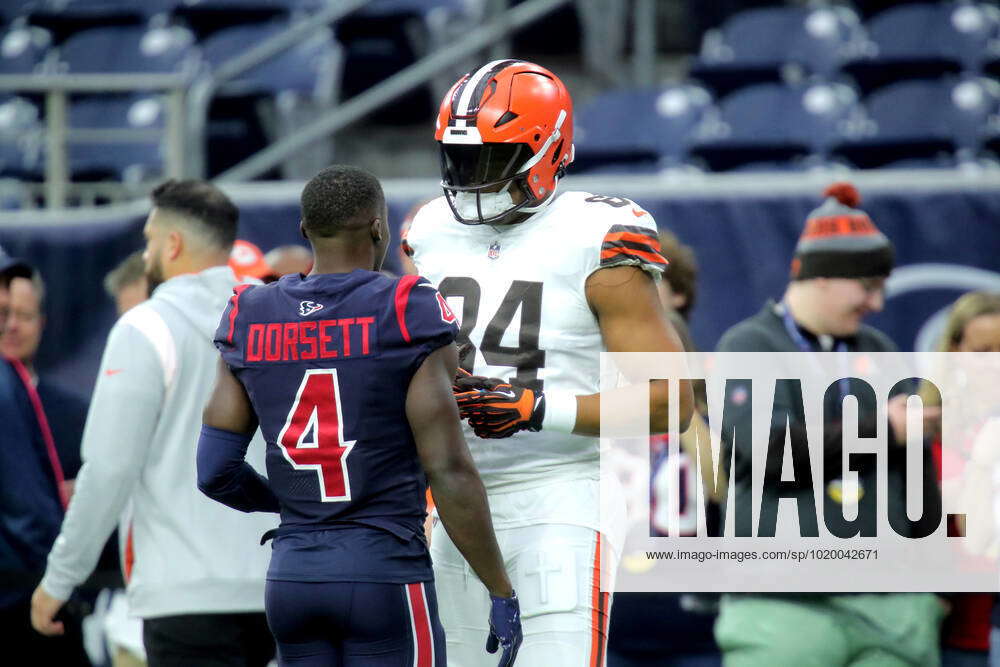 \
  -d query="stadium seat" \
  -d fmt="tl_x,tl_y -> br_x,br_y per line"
32,0 -> 150,21
842,2 -> 998,93
574,84 -> 714,172
688,82 -> 860,172
199,22 -> 341,99
26,0 -> 152,45
691,6 -> 867,97
334,0 -> 474,124
67,94 -> 165,181
0,95 -> 44,179
172,0 -> 290,40
198,22 -> 342,178
831,78 -> 996,168
0,25 -> 52,74
0,2 -> 37,24
59,25 -> 198,74
356,0 -> 469,18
